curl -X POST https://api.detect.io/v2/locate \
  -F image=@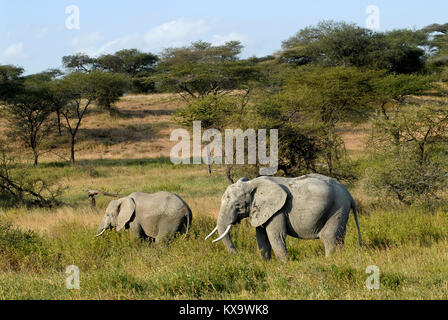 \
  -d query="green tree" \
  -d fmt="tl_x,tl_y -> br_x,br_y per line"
91,72 -> 129,115
24,69 -> 66,136
372,74 -> 435,145
0,65 -> 24,101
98,49 -> 158,77
174,94 -> 246,176
97,49 -> 158,93
281,21 -> 427,73
62,53 -> 98,73
284,66 -> 381,176
250,90 -> 322,177
55,71 -> 123,164
2,74 -> 56,165
156,41 -> 260,100
367,103 -> 448,207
